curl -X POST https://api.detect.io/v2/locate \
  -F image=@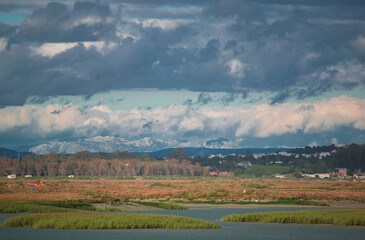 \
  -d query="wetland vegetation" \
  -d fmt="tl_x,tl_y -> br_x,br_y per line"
132,201 -> 187,210
2,212 -> 220,229
0,200 -> 186,213
222,209 -> 365,226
